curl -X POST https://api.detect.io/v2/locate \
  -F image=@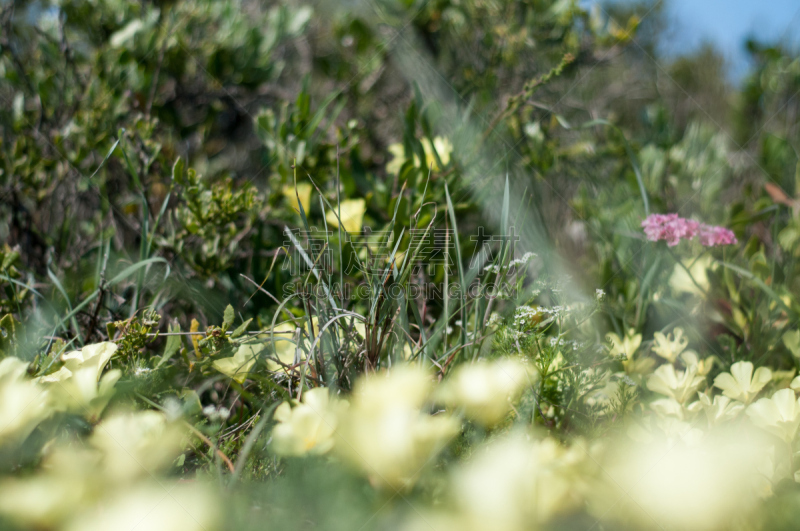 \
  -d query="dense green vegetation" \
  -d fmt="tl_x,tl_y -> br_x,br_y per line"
1,0 -> 800,529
